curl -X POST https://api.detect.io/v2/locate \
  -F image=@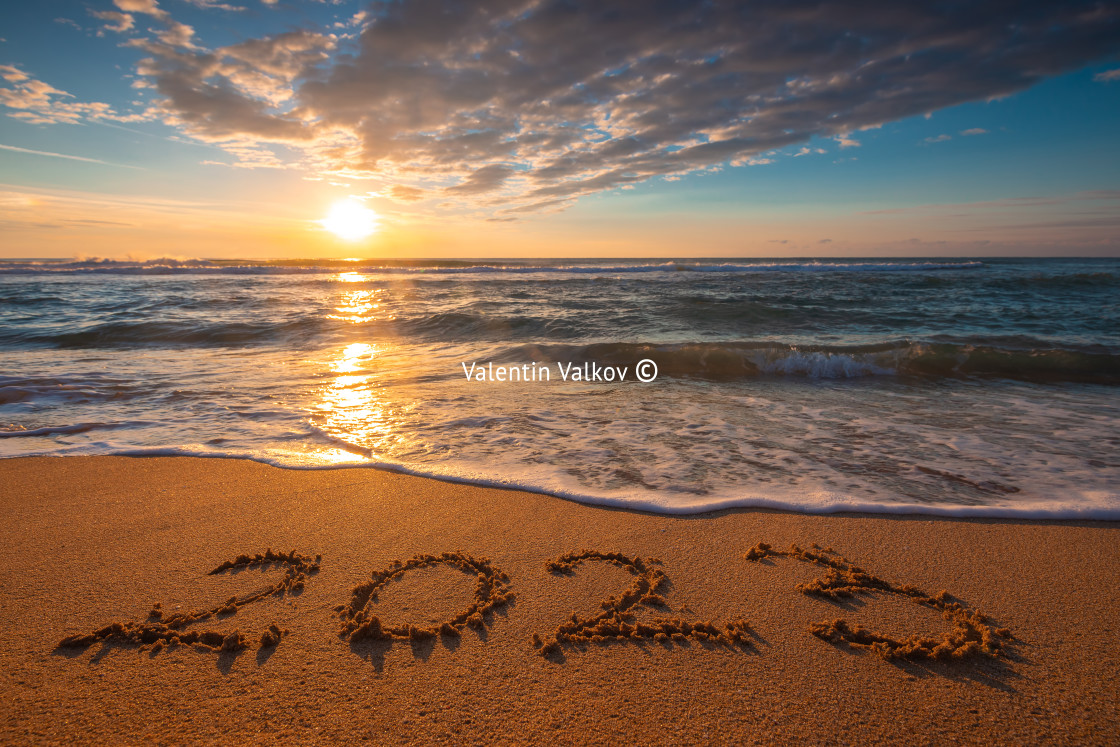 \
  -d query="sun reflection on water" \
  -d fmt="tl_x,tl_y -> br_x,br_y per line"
309,340 -> 423,465
328,272 -> 394,325
329,289 -> 384,324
